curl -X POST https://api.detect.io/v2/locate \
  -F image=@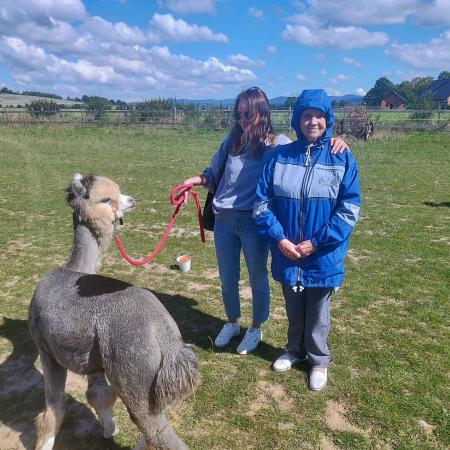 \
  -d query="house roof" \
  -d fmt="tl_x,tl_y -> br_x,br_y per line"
419,79 -> 450,101
382,91 -> 406,102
